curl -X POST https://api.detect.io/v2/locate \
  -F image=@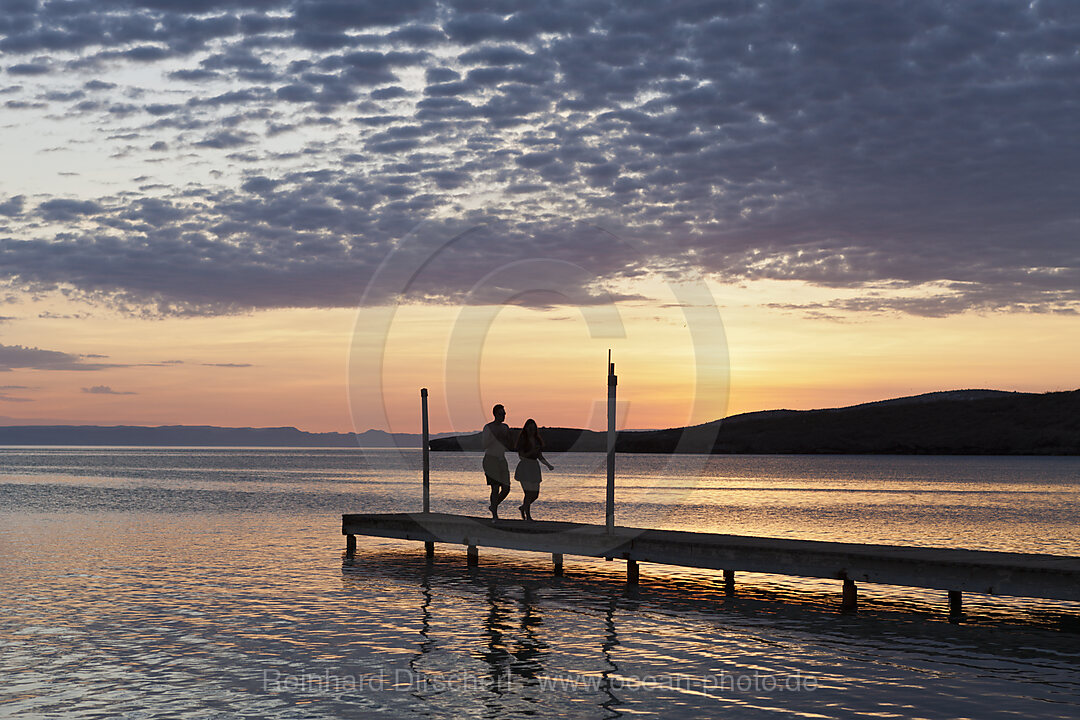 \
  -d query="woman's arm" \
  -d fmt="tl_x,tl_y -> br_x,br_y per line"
537,451 -> 554,470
